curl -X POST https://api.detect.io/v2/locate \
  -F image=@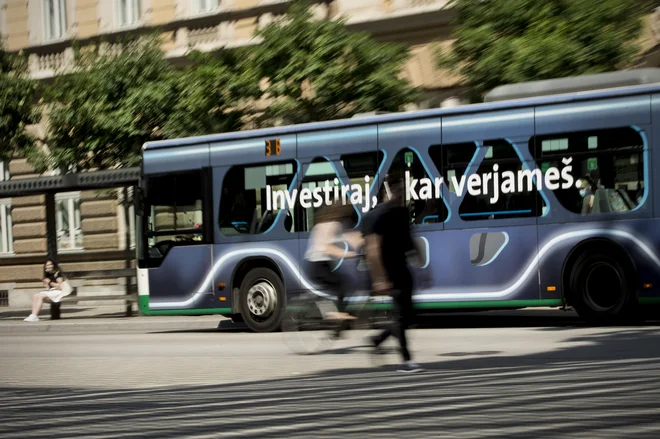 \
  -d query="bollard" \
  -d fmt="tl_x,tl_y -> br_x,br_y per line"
50,302 -> 61,320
